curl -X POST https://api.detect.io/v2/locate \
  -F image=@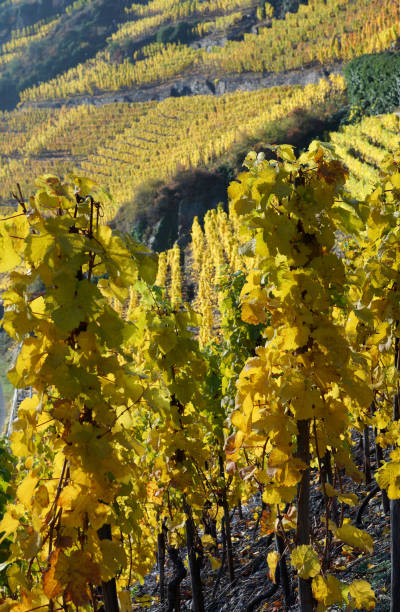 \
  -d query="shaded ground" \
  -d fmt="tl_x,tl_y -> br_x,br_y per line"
131,434 -> 391,612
